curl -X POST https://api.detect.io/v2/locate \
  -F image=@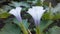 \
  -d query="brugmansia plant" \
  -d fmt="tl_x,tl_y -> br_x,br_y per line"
27,6 -> 45,34
0,0 -> 60,34
9,6 -> 45,34
9,7 -> 28,34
